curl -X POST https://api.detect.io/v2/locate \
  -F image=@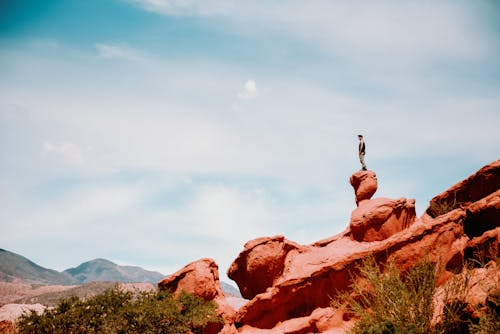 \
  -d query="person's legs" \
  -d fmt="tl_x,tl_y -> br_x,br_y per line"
359,153 -> 367,170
